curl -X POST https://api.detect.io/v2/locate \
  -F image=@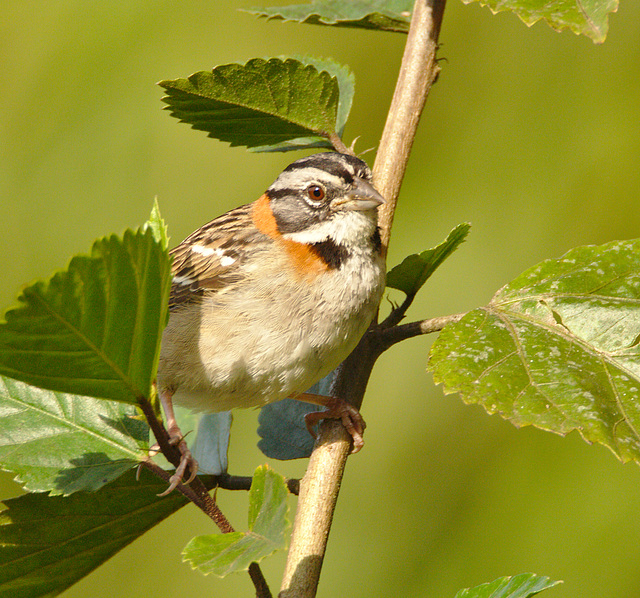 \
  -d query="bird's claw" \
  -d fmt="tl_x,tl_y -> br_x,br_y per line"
157,433 -> 199,496
304,397 -> 366,453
